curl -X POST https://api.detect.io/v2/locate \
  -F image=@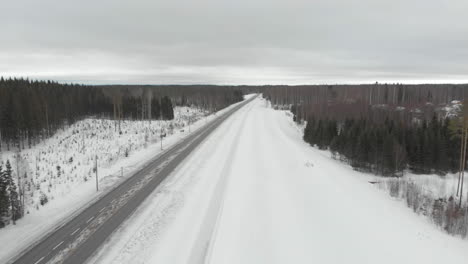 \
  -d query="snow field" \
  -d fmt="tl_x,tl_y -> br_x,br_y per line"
210,97 -> 468,264
0,102 -> 244,263
377,173 -> 466,202
88,98 -> 256,264
90,96 -> 468,264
